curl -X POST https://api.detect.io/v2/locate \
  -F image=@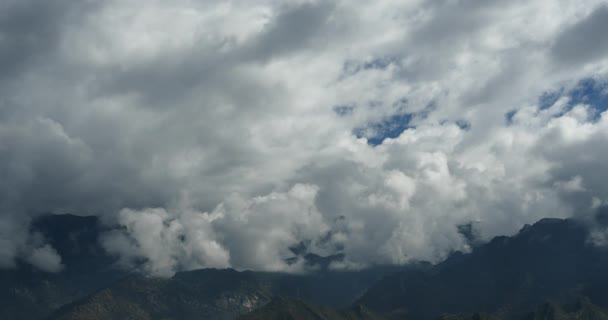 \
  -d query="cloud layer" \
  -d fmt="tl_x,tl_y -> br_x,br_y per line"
1,0 -> 608,275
